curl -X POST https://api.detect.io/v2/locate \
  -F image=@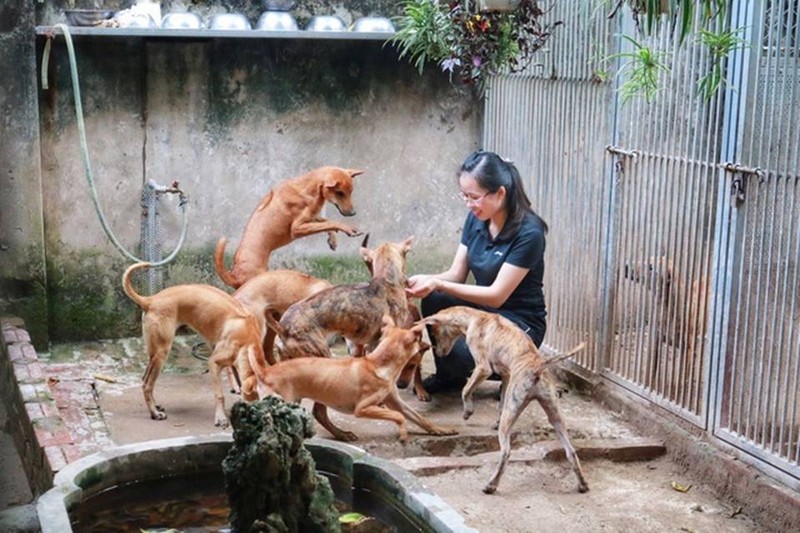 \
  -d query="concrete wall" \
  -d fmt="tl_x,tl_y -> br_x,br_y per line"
1,1 -> 481,345
0,1 -> 49,346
